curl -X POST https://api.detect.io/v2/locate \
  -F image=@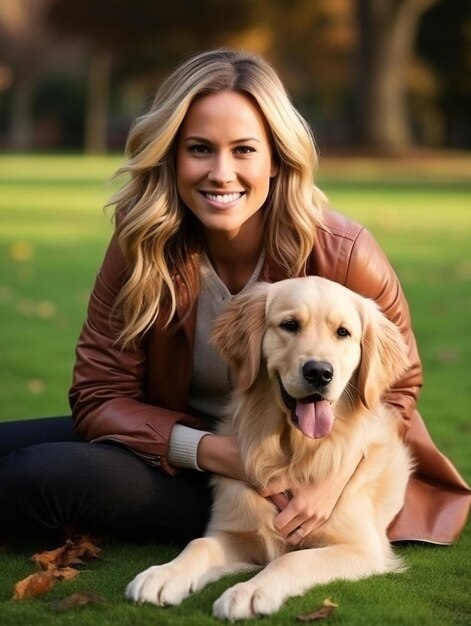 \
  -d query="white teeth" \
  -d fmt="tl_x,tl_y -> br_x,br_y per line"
205,192 -> 242,204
